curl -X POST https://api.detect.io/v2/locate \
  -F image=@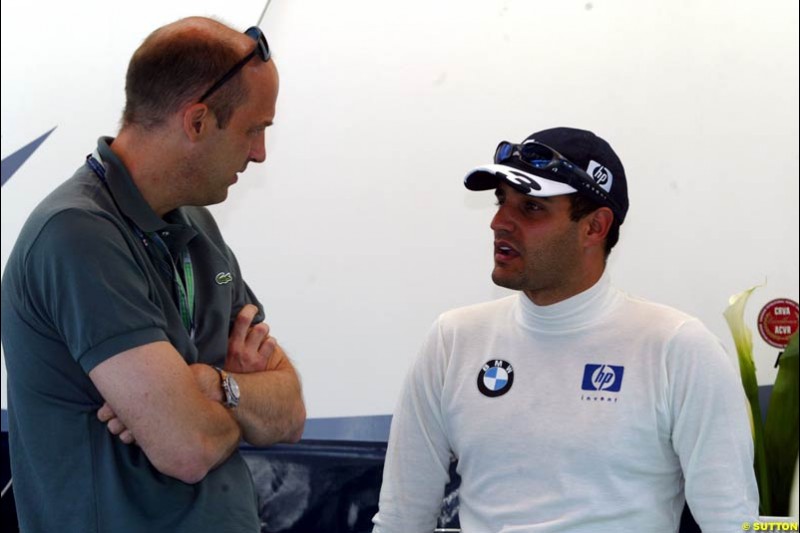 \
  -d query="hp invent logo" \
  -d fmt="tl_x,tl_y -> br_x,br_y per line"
581,364 -> 624,392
